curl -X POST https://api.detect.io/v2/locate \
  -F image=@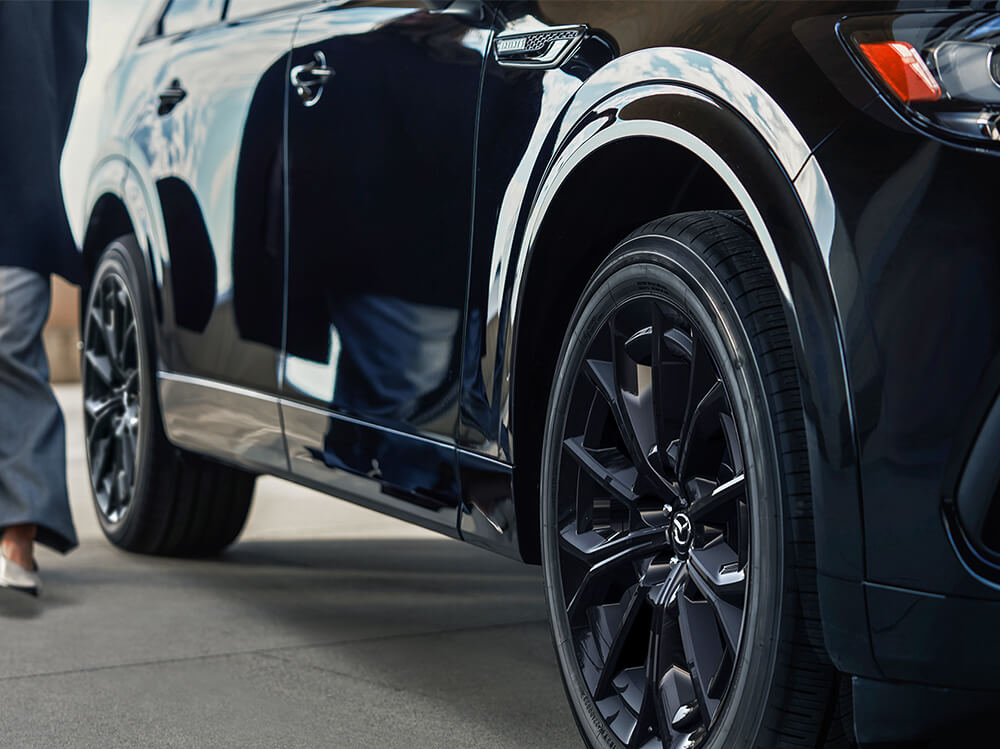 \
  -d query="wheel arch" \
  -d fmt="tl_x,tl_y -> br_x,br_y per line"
81,155 -> 169,360
505,70 -> 871,672
82,193 -> 133,282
